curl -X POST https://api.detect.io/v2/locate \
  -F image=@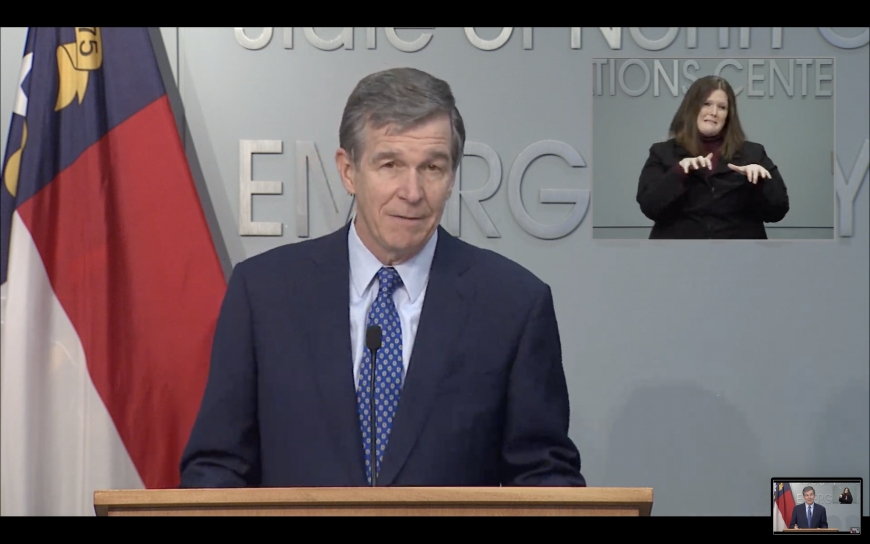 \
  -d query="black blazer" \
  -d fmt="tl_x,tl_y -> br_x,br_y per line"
637,139 -> 789,239
180,224 -> 585,487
